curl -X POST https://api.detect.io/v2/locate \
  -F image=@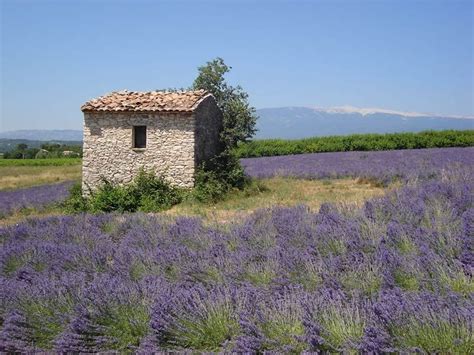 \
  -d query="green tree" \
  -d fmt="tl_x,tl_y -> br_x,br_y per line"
17,143 -> 28,151
192,57 -> 258,149
16,143 -> 28,159
190,58 -> 255,199
41,143 -> 61,151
